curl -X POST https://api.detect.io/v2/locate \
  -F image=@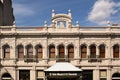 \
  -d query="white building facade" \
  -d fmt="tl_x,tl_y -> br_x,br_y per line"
0,10 -> 120,80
